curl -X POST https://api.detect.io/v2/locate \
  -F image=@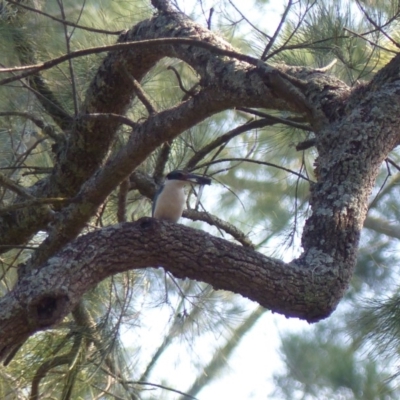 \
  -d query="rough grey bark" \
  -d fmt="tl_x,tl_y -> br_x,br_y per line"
1,0 -> 400,361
